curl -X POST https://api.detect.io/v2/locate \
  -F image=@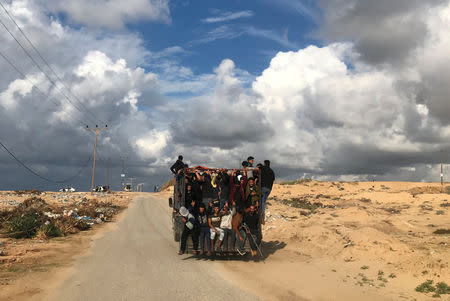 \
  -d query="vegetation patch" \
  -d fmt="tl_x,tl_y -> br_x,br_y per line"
4,208 -> 41,238
279,198 -> 325,212
433,229 -> 450,235
38,222 -> 63,238
14,190 -> 41,196
415,280 -> 450,298
280,178 -> 312,185
409,186 -> 442,196
444,186 -> 450,194
440,201 -> 450,207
